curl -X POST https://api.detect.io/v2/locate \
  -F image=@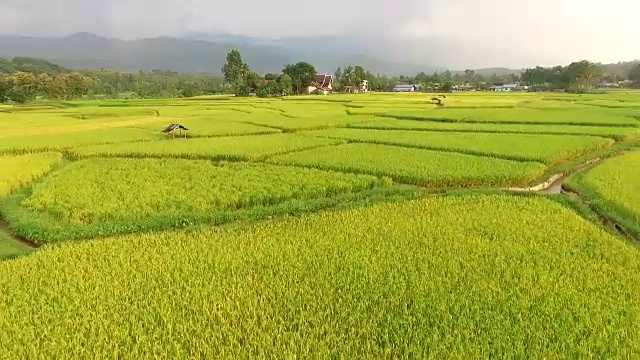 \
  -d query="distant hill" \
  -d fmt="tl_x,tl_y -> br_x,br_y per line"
602,60 -> 640,75
0,33 -> 636,77
0,33 -> 441,76
2,56 -> 69,73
